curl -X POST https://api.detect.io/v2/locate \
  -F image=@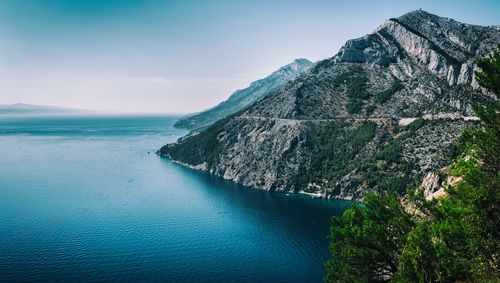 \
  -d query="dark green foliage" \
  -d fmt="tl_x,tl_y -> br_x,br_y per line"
398,49 -> 500,281
327,104 -> 499,282
332,66 -> 394,114
378,175 -> 413,195
365,104 -> 376,115
475,44 -> 500,96
393,223 -> 438,282
338,70 -> 403,114
299,117 -> 423,195
331,68 -> 359,88
375,80 -> 403,104
326,48 -> 500,282
347,99 -> 363,114
298,118 -> 421,195
396,103 -> 500,282
375,142 -> 402,163
371,125 -> 420,194
467,103 -> 500,175
159,117 -> 228,168
406,118 -> 424,133
371,118 -> 424,186
326,193 -> 415,282
306,121 -> 376,182
333,67 -> 370,114
346,75 -> 370,100
351,121 -> 377,148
